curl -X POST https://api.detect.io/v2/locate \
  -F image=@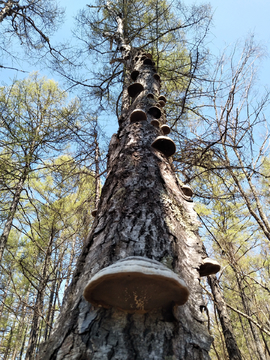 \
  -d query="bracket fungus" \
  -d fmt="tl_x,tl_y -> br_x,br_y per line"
151,119 -> 160,128
199,258 -> 221,277
148,106 -> 161,119
130,109 -> 147,123
158,100 -> 166,107
160,124 -> 171,135
153,73 -> 161,81
91,209 -> 97,217
145,53 -> 152,59
151,136 -> 176,157
130,70 -> 139,81
147,93 -> 155,99
128,83 -> 144,98
181,185 -> 193,198
83,256 -> 189,313
158,95 -> 167,103
143,58 -> 153,66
